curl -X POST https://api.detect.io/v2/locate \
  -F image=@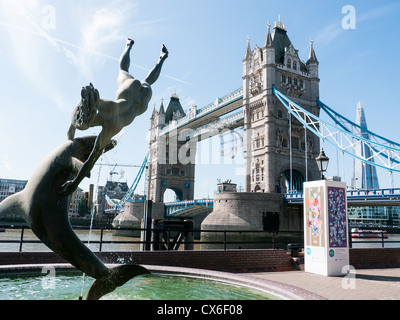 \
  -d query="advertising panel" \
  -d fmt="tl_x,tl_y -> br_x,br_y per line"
304,180 -> 349,276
